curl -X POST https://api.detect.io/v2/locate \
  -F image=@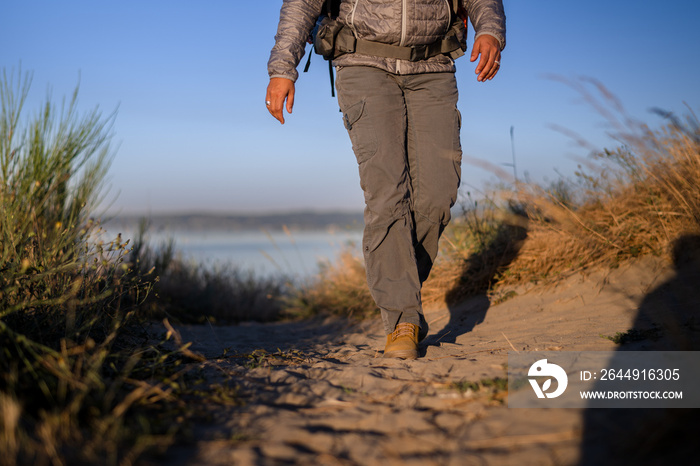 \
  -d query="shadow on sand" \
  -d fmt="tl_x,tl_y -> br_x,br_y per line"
579,234 -> 700,465
422,219 -> 527,350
